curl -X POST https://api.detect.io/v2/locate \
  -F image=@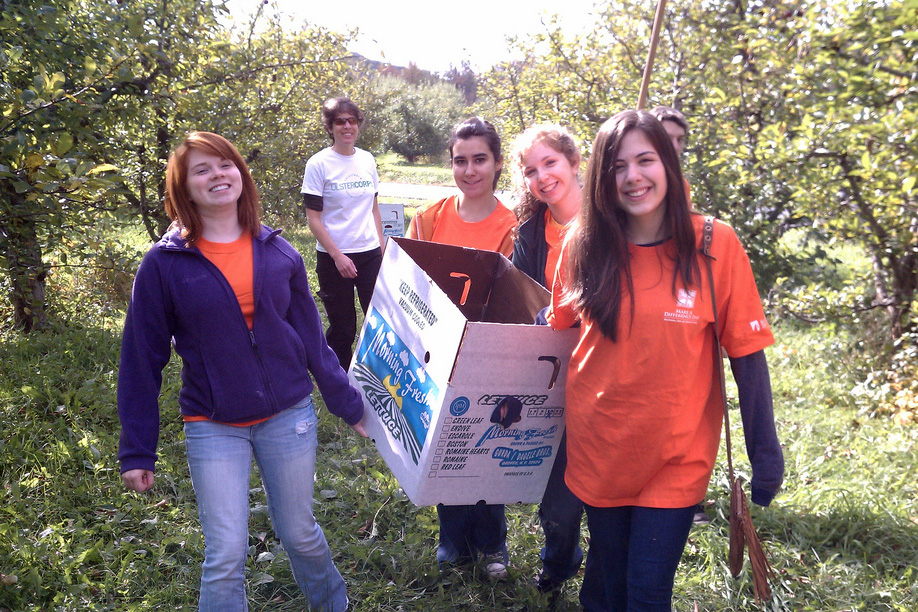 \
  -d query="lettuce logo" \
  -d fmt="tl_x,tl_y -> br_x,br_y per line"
449,397 -> 470,416
352,308 -> 438,465
474,424 -> 558,447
